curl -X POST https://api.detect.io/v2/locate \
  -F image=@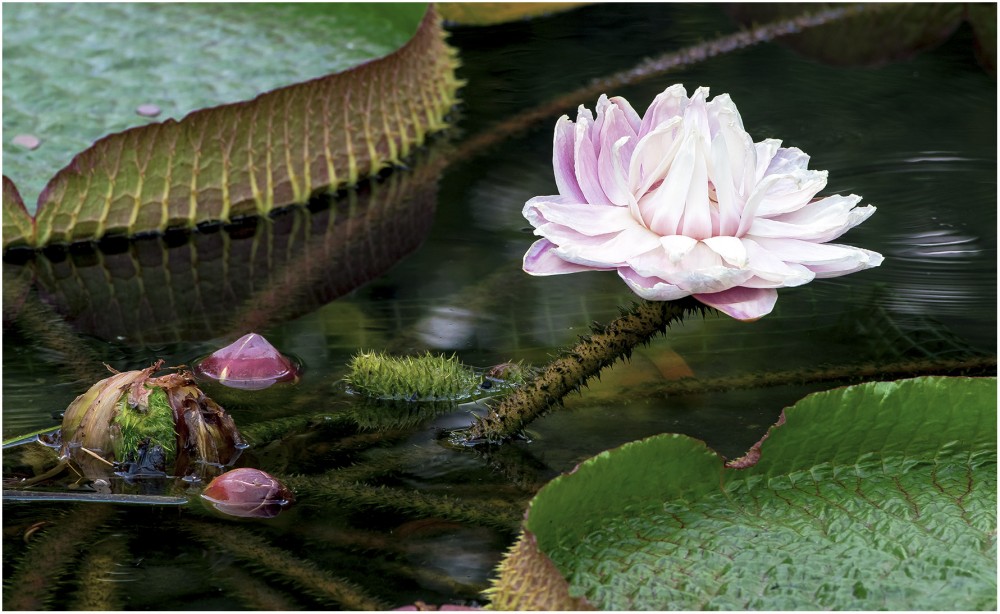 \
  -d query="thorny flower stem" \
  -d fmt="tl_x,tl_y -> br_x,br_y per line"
461,298 -> 704,444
